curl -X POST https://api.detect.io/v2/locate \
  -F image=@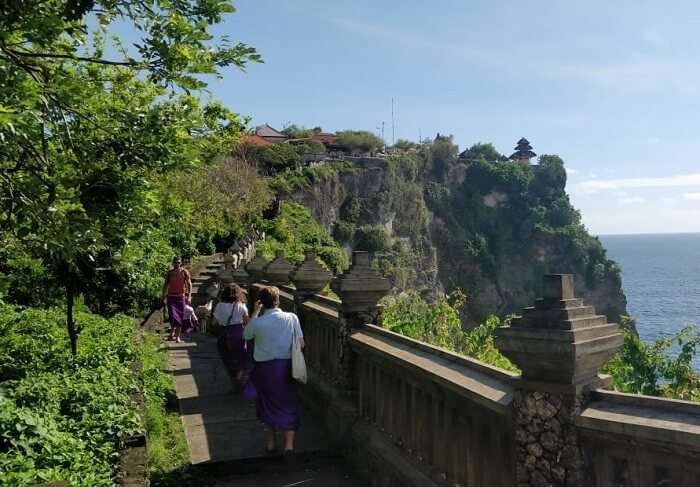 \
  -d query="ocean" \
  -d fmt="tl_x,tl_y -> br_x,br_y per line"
600,233 -> 700,368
